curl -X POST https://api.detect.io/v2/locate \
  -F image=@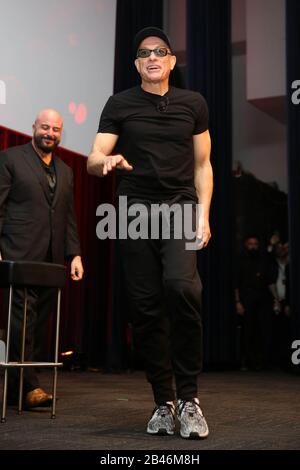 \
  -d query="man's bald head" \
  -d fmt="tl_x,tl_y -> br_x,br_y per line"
34,108 -> 63,128
32,108 -> 63,155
